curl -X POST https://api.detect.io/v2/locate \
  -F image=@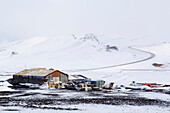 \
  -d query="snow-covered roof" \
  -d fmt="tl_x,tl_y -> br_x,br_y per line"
14,68 -> 55,76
